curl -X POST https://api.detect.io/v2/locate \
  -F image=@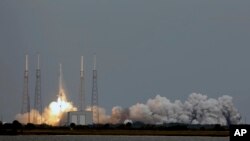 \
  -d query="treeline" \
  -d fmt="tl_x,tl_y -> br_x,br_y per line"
0,120 -> 70,135
73,122 -> 229,131
0,120 -> 234,135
